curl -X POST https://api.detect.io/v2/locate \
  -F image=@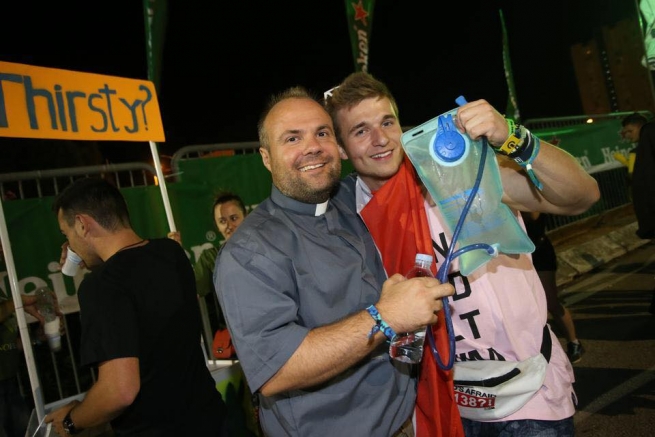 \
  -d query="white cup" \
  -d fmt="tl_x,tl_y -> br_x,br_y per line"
44,318 -> 62,352
62,248 -> 82,276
